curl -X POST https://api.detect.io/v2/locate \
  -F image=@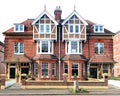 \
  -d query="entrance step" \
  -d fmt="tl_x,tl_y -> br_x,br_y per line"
6,83 -> 22,89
